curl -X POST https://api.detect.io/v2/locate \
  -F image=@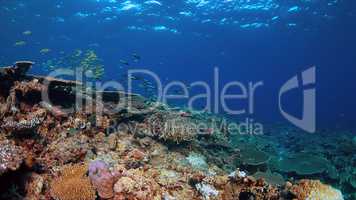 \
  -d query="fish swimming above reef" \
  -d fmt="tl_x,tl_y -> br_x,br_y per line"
120,59 -> 130,66
40,48 -> 51,54
14,41 -> 26,46
22,30 -> 32,35
132,53 -> 141,61
88,43 -> 100,47
127,74 -> 145,81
